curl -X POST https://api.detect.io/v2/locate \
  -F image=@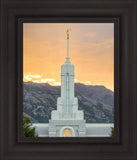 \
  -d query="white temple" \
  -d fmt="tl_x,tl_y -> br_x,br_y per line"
48,29 -> 86,137
32,29 -> 114,137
